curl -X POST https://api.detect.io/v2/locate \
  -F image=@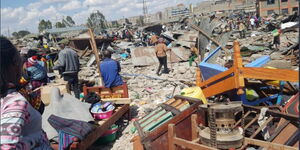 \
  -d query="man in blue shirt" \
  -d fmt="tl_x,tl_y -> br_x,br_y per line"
100,50 -> 123,88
